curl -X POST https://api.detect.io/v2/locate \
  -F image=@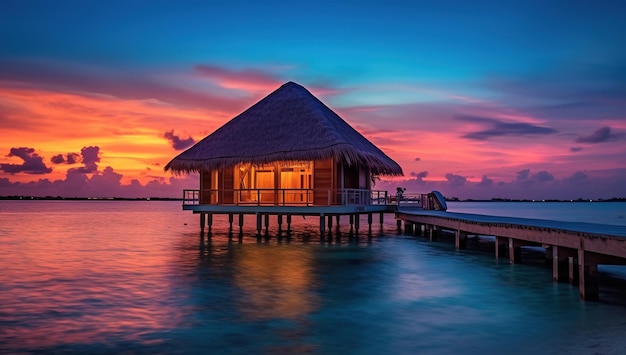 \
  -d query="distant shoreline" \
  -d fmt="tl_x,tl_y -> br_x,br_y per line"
1,196 -> 625,202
